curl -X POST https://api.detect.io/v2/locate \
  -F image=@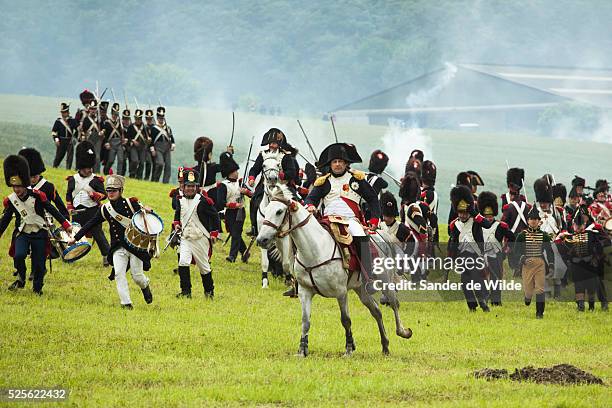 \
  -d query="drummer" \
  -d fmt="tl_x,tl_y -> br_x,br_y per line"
173,168 -> 221,299
0,155 -> 72,295
69,175 -> 153,309
66,141 -> 111,267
